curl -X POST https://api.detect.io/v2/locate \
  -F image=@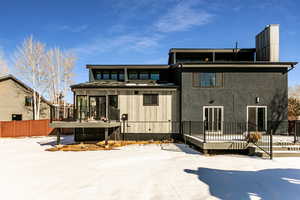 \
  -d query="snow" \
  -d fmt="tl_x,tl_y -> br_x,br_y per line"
1,136 -> 300,200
